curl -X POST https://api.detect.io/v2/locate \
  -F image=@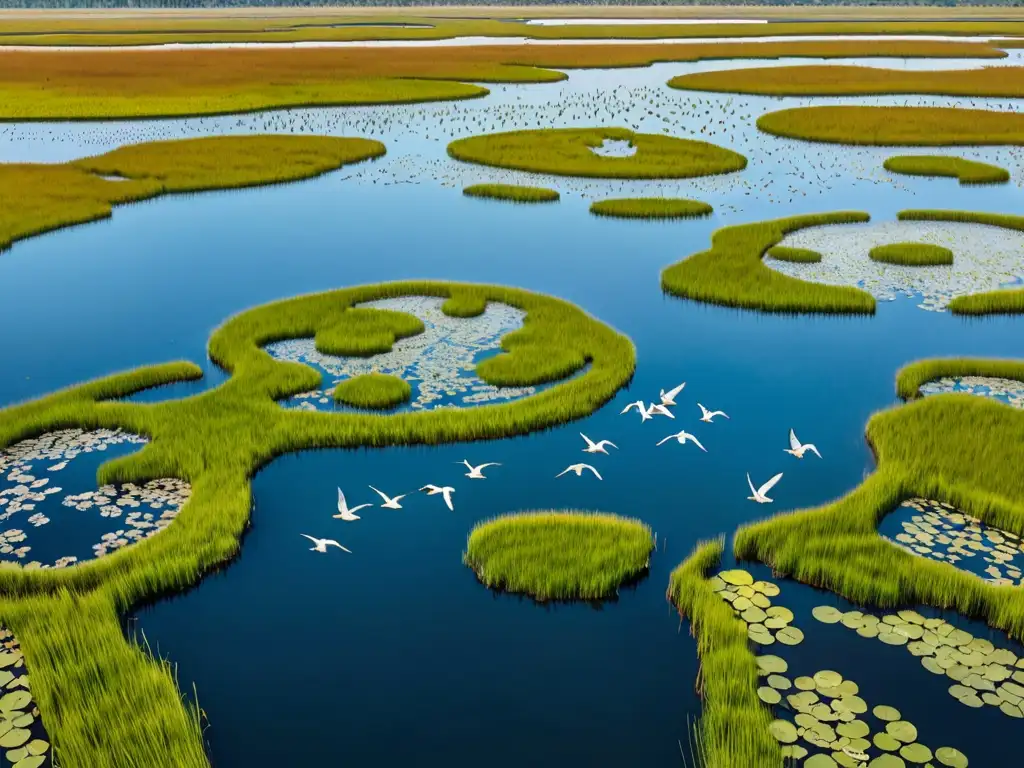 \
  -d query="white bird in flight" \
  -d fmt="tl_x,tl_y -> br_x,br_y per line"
369,485 -> 406,509
747,472 -> 783,504
698,403 -> 729,423
334,488 -> 371,521
556,463 -> 603,480
458,460 -> 500,479
300,534 -> 352,553
620,400 -> 652,421
656,430 -> 707,451
580,433 -> 617,454
648,403 -> 675,419
659,382 -> 686,406
785,429 -> 822,459
420,484 -> 455,511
